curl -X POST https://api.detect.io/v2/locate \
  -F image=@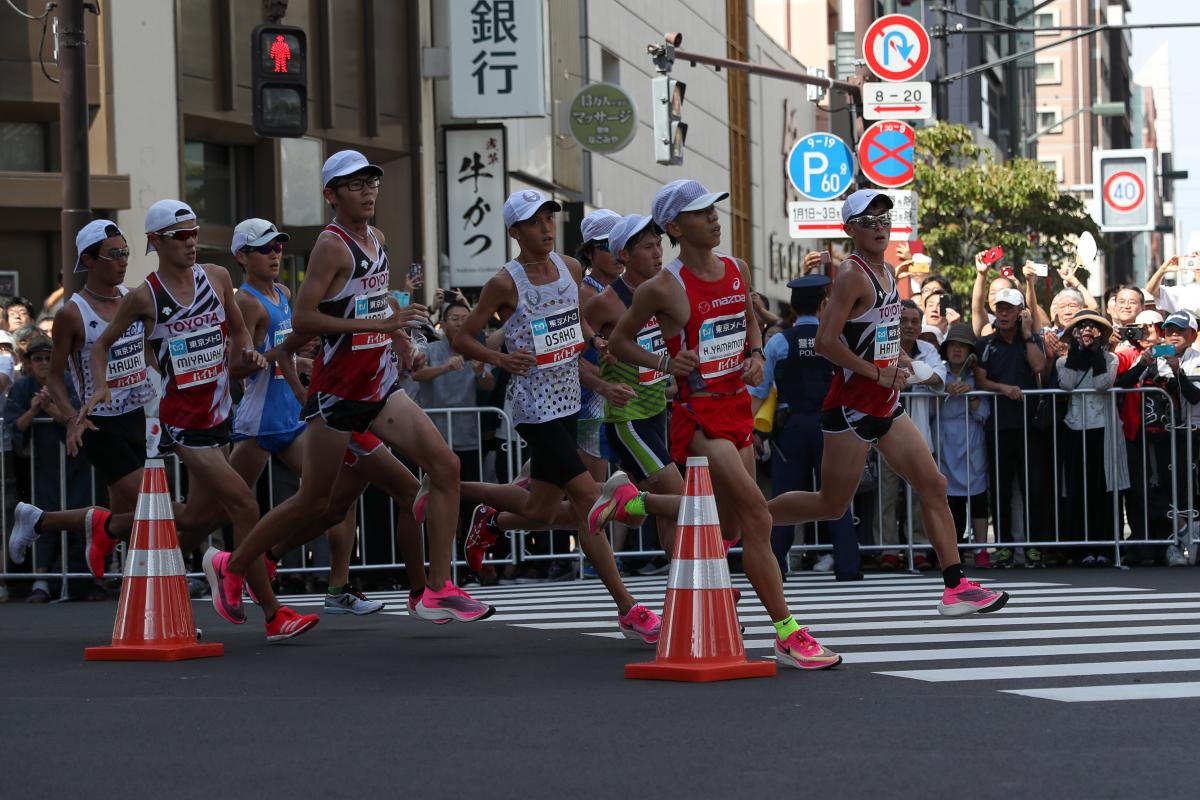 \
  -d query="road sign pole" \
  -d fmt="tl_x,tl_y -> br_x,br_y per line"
936,5 -> 950,121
